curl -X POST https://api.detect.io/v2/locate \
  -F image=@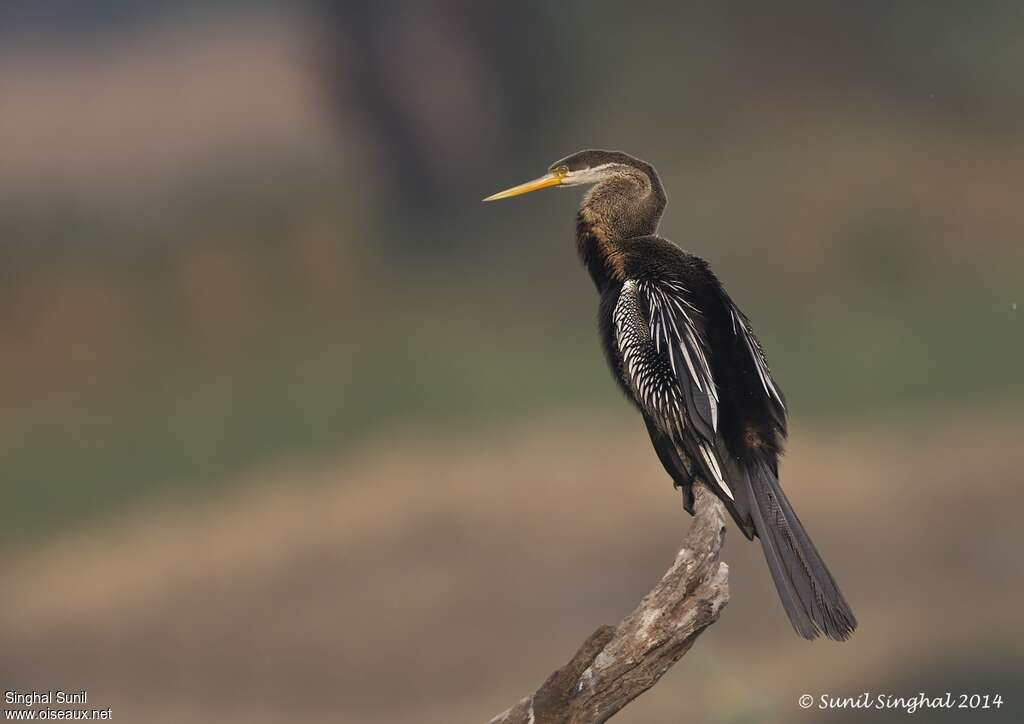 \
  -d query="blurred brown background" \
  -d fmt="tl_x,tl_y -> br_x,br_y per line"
1,2 -> 1022,722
